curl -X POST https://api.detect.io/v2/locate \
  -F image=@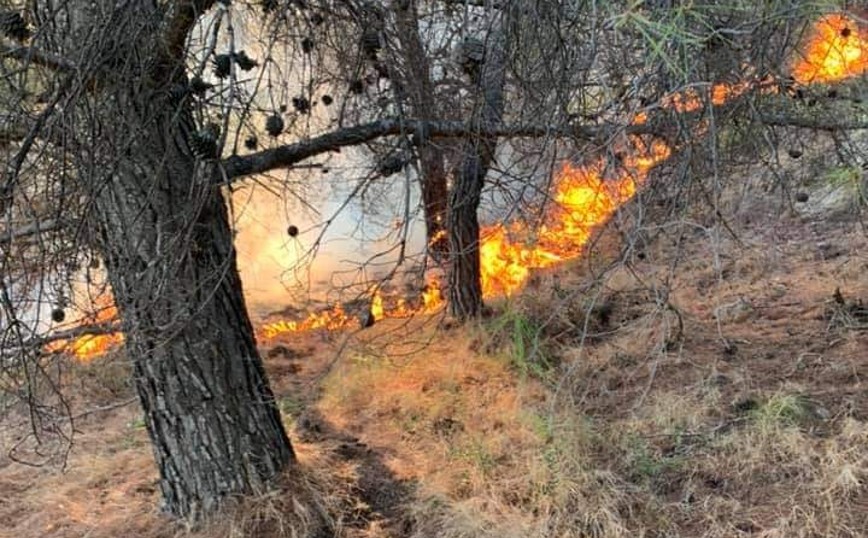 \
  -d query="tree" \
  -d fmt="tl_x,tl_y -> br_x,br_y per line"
447,15 -> 507,319
0,0 -> 587,520
2,0 -> 859,524
1,0 -> 297,520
